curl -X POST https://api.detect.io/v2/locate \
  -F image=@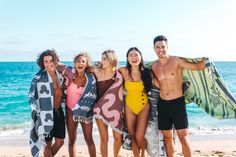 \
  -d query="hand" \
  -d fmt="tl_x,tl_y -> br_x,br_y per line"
94,61 -> 103,70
